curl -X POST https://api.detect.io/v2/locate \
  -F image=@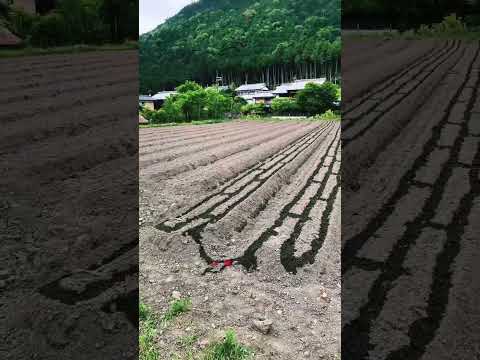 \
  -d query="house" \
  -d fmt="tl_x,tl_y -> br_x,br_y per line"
139,91 -> 177,110
235,83 -> 269,96
2,0 -> 36,14
139,95 -> 155,110
239,91 -> 276,105
252,91 -> 276,105
152,91 -> 176,109
273,78 -> 326,97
